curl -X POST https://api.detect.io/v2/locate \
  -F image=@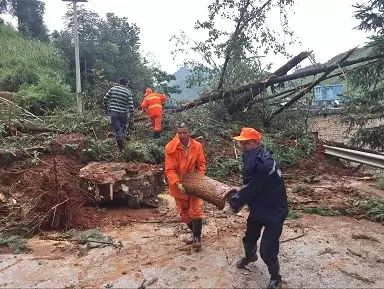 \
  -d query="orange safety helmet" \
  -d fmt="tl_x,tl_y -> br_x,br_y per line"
233,127 -> 262,142
145,87 -> 153,95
